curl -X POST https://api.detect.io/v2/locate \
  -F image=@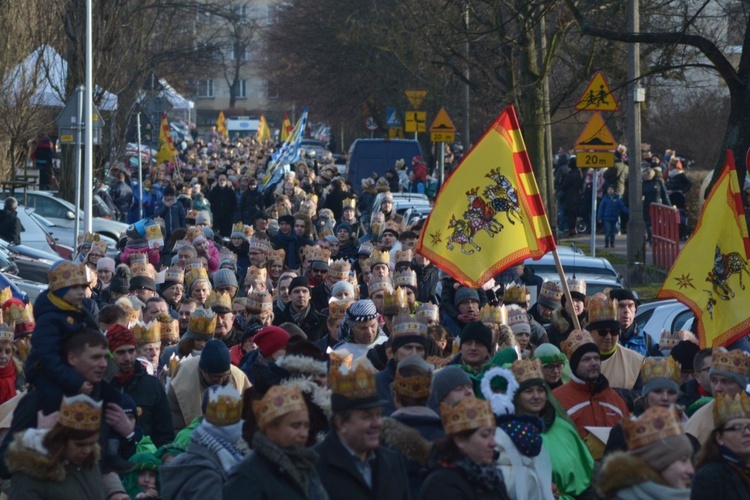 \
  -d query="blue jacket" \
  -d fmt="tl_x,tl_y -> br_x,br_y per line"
25,293 -> 100,394
597,194 -> 628,222
155,201 -> 187,239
